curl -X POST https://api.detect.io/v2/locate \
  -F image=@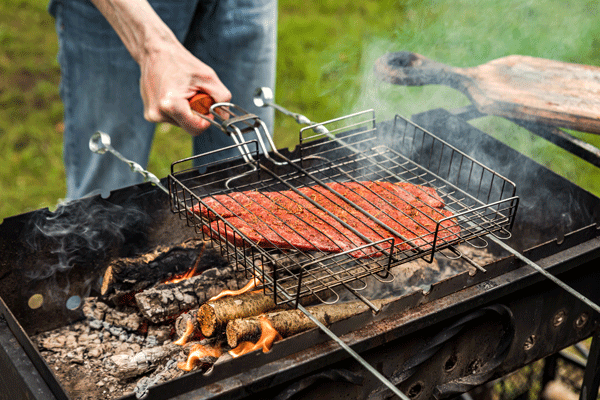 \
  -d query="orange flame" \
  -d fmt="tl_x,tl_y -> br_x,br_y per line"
174,319 -> 194,346
163,265 -> 197,285
208,277 -> 259,301
228,316 -> 282,358
177,343 -> 222,372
